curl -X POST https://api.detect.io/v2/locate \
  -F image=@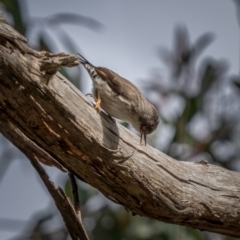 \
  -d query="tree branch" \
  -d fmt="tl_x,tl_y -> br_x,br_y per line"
31,155 -> 89,240
0,12 -> 240,237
